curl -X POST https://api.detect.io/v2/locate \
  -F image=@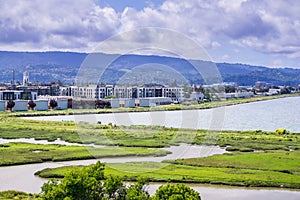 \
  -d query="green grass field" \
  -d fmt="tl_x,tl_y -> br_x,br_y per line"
1,116 -> 299,152
36,151 -> 300,188
0,142 -> 169,166
1,113 -> 299,150
174,151 -> 300,174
